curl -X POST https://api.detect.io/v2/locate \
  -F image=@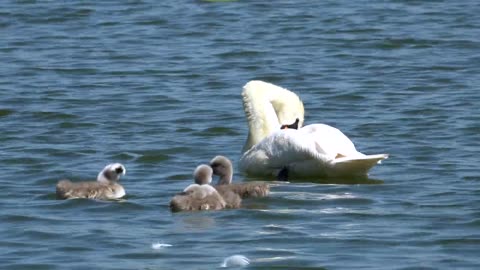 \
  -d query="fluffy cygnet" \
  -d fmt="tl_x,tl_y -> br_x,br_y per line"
169,165 -> 228,212
56,163 -> 126,200
210,155 -> 270,198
